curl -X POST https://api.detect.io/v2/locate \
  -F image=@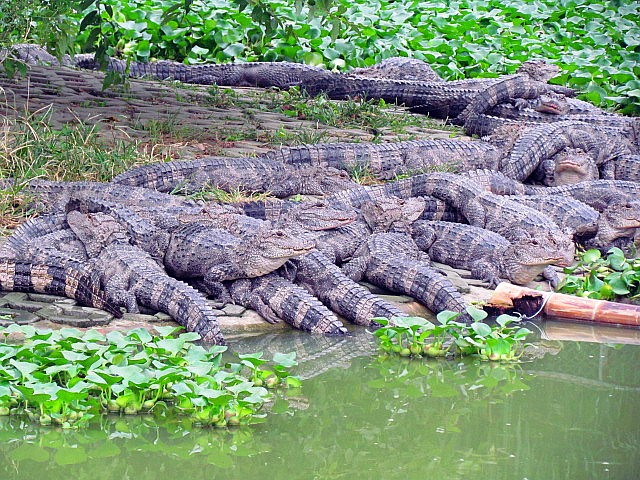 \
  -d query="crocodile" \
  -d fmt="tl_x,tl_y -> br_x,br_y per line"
9,44 -> 578,125
462,170 -> 640,248
260,138 -> 503,180
163,221 -> 315,301
347,56 -> 443,82
228,273 -> 348,334
0,258 -> 122,318
507,195 -> 600,239
127,196 -> 402,328
5,179 -> 199,214
465,109 -> 640,148
234,199 -> 358,230
458,74 -> 575,126
532,147 -> 600,186
600,154 -> 640,182
66,211 -> 225,344
282,249 -> 406,326
498,121 -> 628,182
378,172 -> 575,257
411,220 -> 566,287
111,156 -> 357,196
340,232 -> 471,318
